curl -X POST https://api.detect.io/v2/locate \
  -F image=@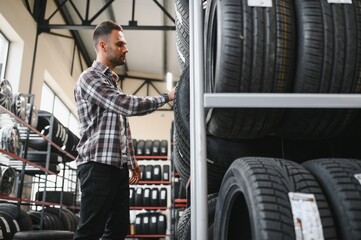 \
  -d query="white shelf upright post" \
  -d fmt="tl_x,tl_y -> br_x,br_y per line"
190,0 -> 208,239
